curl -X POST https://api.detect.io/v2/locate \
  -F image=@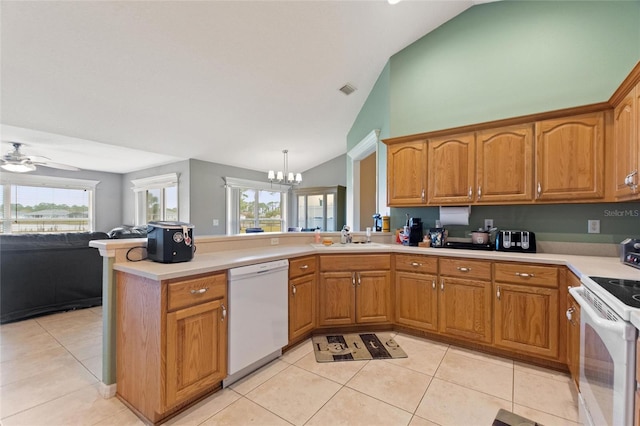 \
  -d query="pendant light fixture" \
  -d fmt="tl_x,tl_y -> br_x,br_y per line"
268,149 -> 302,185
